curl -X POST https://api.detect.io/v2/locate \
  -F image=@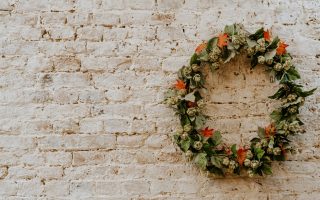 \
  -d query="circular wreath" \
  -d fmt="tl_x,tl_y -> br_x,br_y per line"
164,24 -> 316,177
